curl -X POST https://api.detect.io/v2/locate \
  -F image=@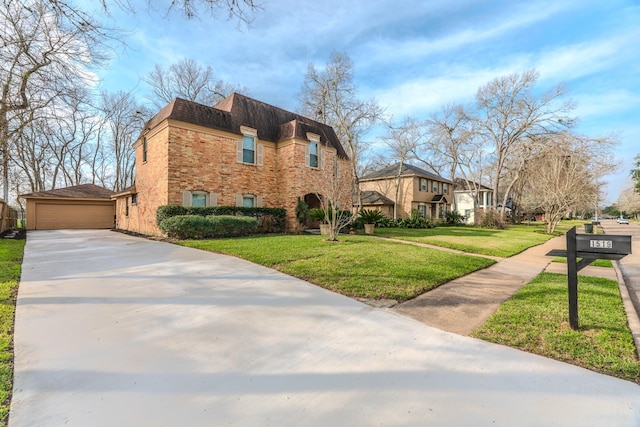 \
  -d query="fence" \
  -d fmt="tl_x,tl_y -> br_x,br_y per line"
0,200 -> 17,233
